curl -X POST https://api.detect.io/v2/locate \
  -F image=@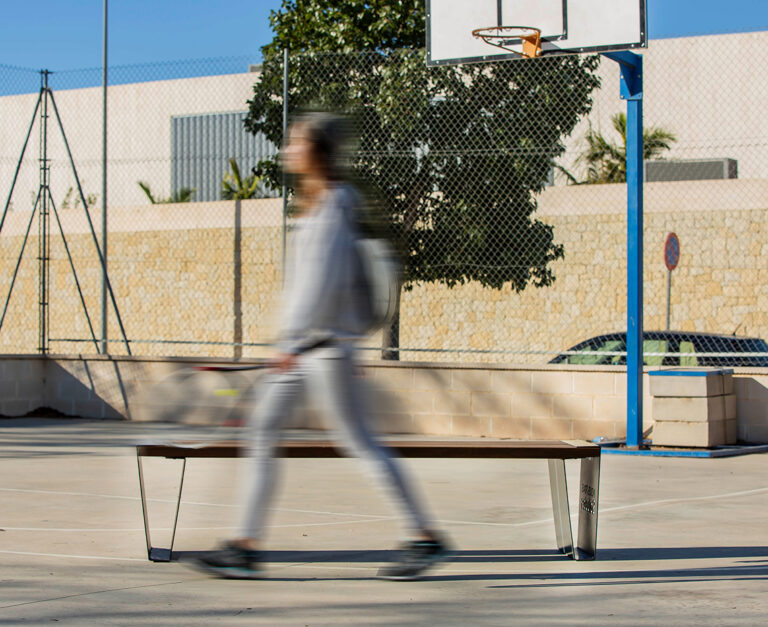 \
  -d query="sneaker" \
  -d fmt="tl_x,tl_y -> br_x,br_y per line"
187,541 -> 264,580
377,537 -> 451,581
